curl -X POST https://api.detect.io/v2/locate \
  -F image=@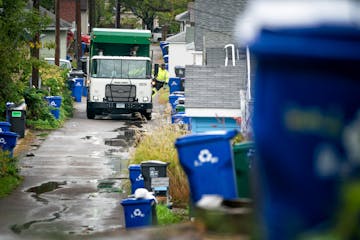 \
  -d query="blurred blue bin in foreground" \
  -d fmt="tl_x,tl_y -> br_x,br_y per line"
0,131 -> 18,157
128,164 -> 145,194
45,96 -> 62,120
175,130 -> 238,203
0,122 -> 11,132
237,1 -> 360,239
121,198 -> 155,228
